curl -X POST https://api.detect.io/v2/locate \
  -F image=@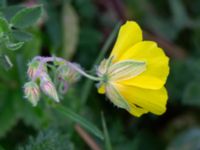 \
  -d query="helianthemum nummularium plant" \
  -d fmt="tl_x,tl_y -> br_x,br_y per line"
24,21 -> 169,117
97,21 -> 169,117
